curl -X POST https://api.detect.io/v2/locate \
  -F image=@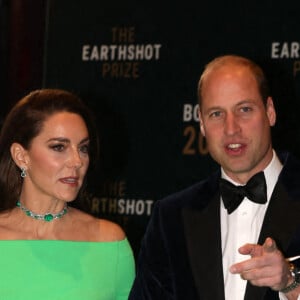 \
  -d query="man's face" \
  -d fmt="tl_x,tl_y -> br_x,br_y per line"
199,64 -> 276,183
